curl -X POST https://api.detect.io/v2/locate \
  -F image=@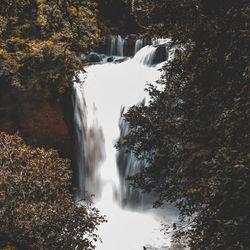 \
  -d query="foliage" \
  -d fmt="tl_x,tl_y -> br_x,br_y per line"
0,132 -> 106,249
0,0 -> 100,95
118,0 -> 250,249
